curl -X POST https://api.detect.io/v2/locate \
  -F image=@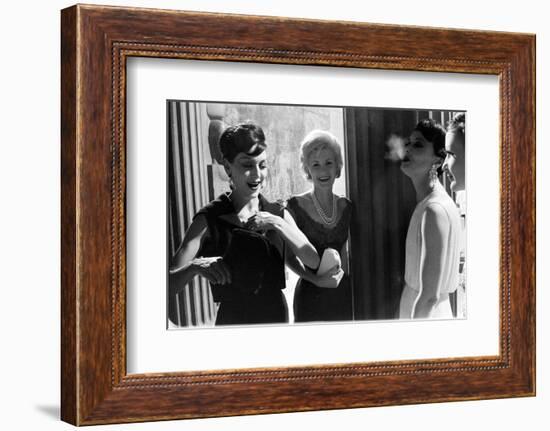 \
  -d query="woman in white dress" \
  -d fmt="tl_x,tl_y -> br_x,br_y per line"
399,119 -> 461,319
